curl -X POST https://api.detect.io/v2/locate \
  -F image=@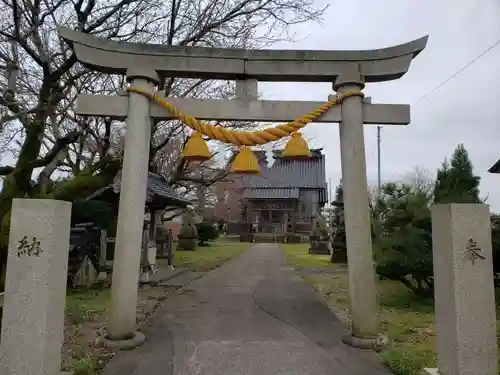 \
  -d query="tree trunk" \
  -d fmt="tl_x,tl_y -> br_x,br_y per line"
0,159 -> 120,291
0,178 -> 25,292
0,83 -> 57,283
